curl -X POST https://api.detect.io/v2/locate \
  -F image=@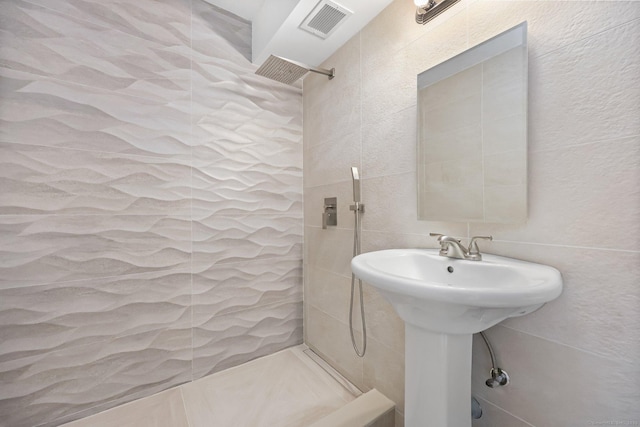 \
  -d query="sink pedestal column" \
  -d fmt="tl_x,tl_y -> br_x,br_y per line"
405,323 -> 472,427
